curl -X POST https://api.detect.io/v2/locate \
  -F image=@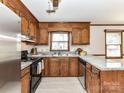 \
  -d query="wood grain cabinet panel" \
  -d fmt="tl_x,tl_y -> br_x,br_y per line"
86,64 -> 100,93
72,23 -> 90,45
92,67 -> 100,93
86,66 -> 92,93
48,58 -> 60,76
44,58 -> 49,76
82,28 -> 89,44
118,71 -> 124,93
69,57 -> 78,76
21,67 -> 30,93
39,28 -> 48,45
72,28 -> 82,45
44,57 -> 79,77
60,58 -> 69,76
29,21 -> 35,38
38,23 -> 48,45
101,71 -> 118,93
21,17 -> 28,35
78,62 -> 83,76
